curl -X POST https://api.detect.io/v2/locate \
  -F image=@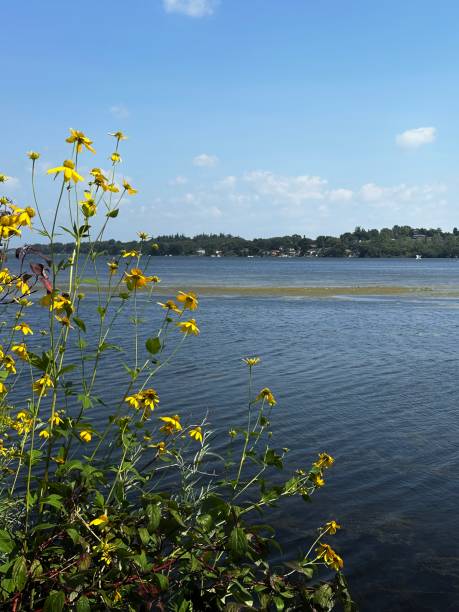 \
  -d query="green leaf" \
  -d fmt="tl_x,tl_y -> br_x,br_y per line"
44,590 -> 65,612
73,317 -> 86,332
313,584 -> 334,611
152,573 -> 169,591
12,556 -> 27,591
146,504 -> 161,532
30,559 -> 43,579
41,494 -> 63,510
228,527 -> 248,558
106,209 -> 119,218
138,527 -> 150,545
145,336 -> 161,355
0,530 -> 14,553
76,595 -> 91,612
